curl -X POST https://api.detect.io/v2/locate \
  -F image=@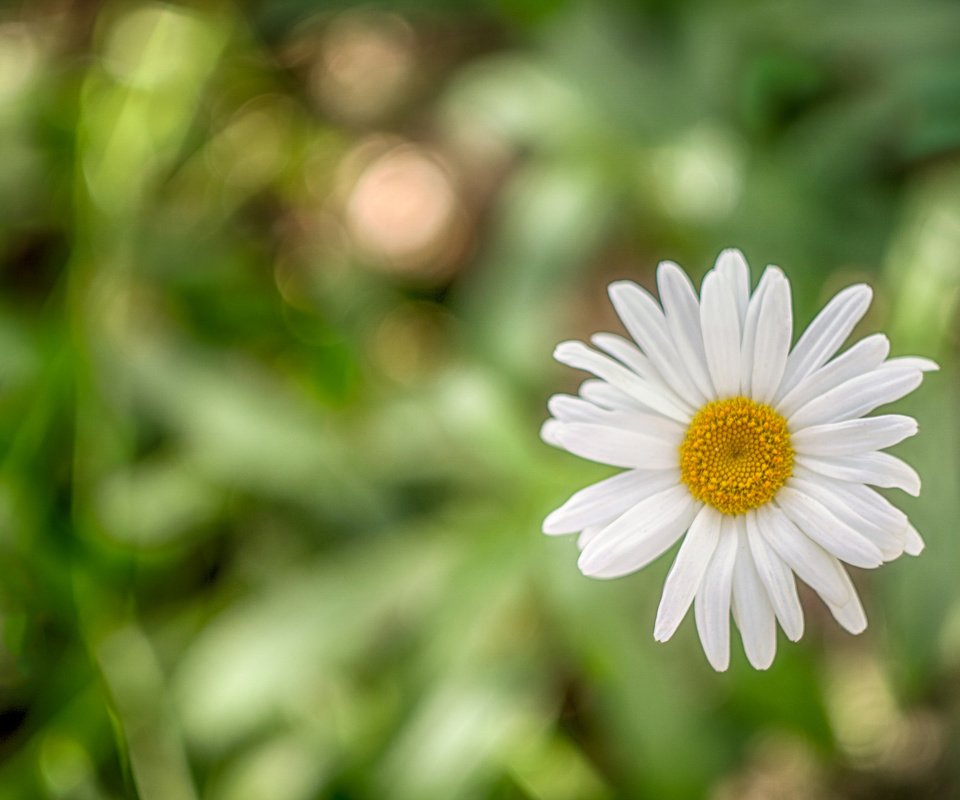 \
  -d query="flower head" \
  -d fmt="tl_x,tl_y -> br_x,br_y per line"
542,249 -> 936,670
